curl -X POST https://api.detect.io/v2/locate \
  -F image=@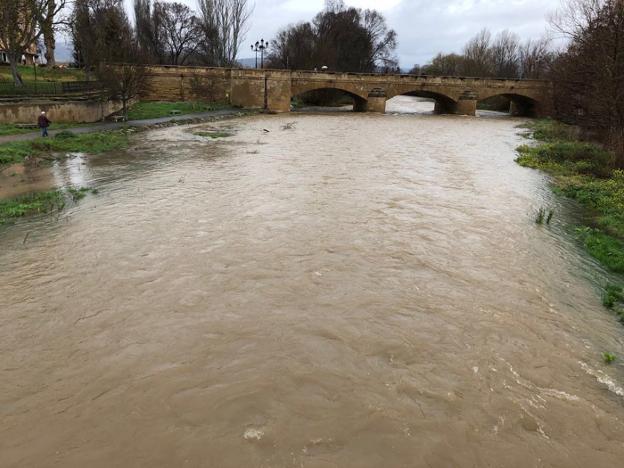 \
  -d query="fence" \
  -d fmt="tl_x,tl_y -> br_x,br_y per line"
0,80 -> 104,97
